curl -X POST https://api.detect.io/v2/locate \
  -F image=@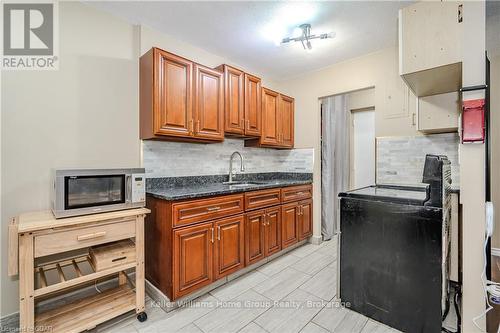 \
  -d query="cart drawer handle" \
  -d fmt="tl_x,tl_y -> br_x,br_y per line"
77,231 -> 106,241
207,206 -> 221,212
111,256 -> 127,262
